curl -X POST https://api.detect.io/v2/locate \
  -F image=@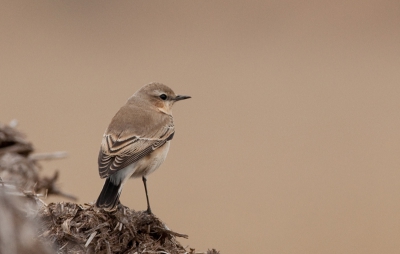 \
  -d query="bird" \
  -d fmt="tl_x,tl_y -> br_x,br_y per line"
95,82 -> 190,213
